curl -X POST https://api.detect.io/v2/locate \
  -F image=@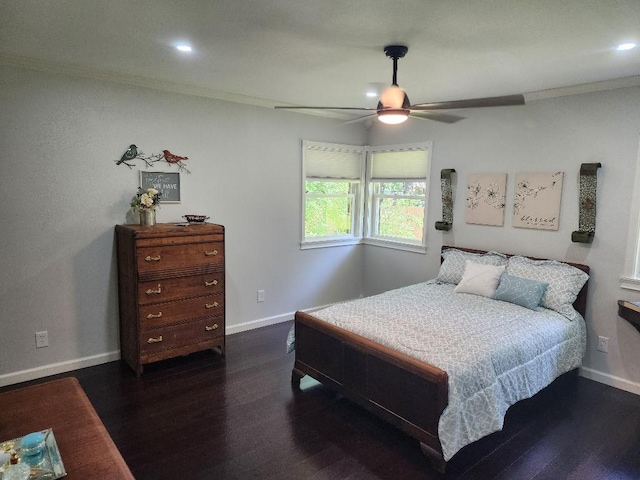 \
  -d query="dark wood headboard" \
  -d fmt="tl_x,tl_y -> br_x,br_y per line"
442,245 -> 590,318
